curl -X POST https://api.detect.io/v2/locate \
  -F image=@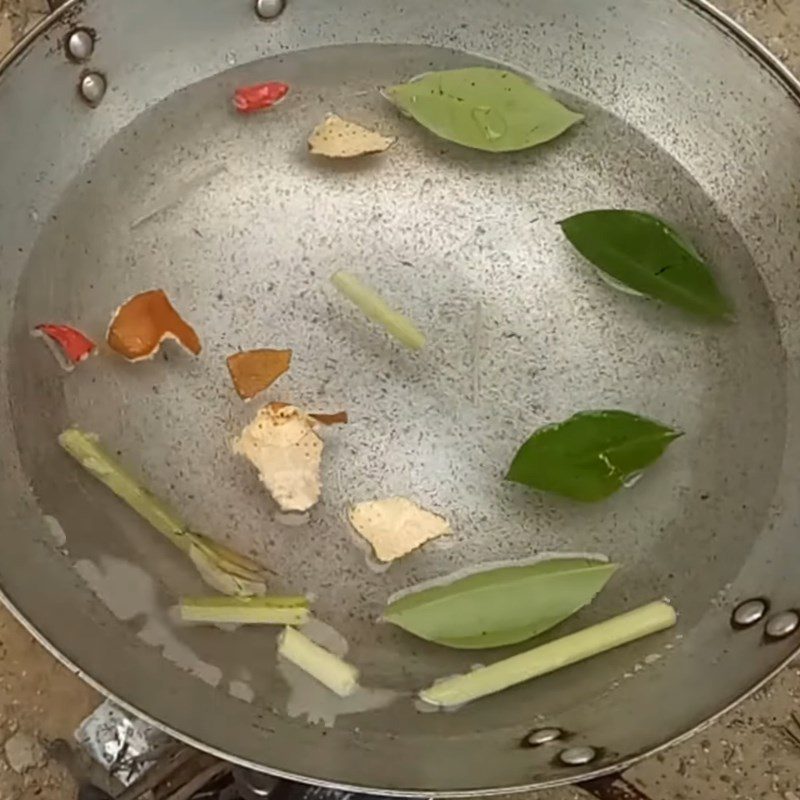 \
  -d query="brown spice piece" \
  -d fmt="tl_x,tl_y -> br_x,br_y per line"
227,349 -> 292,400
270,401 -> 348,425
309,411 -> 348,425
